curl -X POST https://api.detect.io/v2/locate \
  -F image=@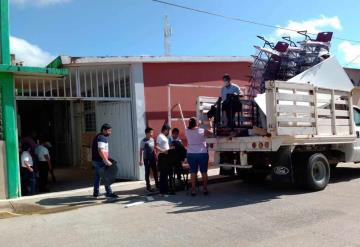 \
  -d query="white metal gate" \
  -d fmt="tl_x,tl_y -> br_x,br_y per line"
14,65 -> 131,101
14,65 -> 136,179
96,101 -> 135,180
